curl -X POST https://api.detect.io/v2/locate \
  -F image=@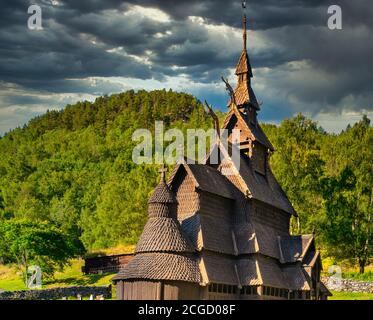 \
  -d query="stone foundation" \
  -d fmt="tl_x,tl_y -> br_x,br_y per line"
322,276 -> 373,293
0,285 -> 112,300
